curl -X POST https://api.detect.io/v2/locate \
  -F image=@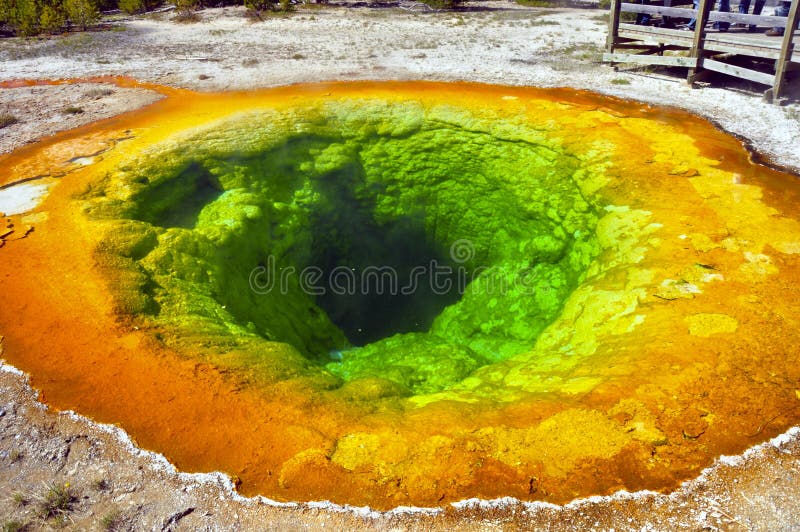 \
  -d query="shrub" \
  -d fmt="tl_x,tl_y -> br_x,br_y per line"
64,0 -> 99,30
11,491 -> 27,505
84,87 -> 114,98
99,510 -> 122,530
36,483 -> 76,520
172,0 -> 199,9
172,0 -> 200,21
0,0 -> 14,26
173,9 -> 200,22
0,113 -> 18,129
92,478 -> 111,491
10,0 -> 41,36
2,521 -> 29,532
244,0 -> 274,10
40,3 -> 66,33
243,0 -> 294,13
419,0 -> 463,8
119,0 -> 158,13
